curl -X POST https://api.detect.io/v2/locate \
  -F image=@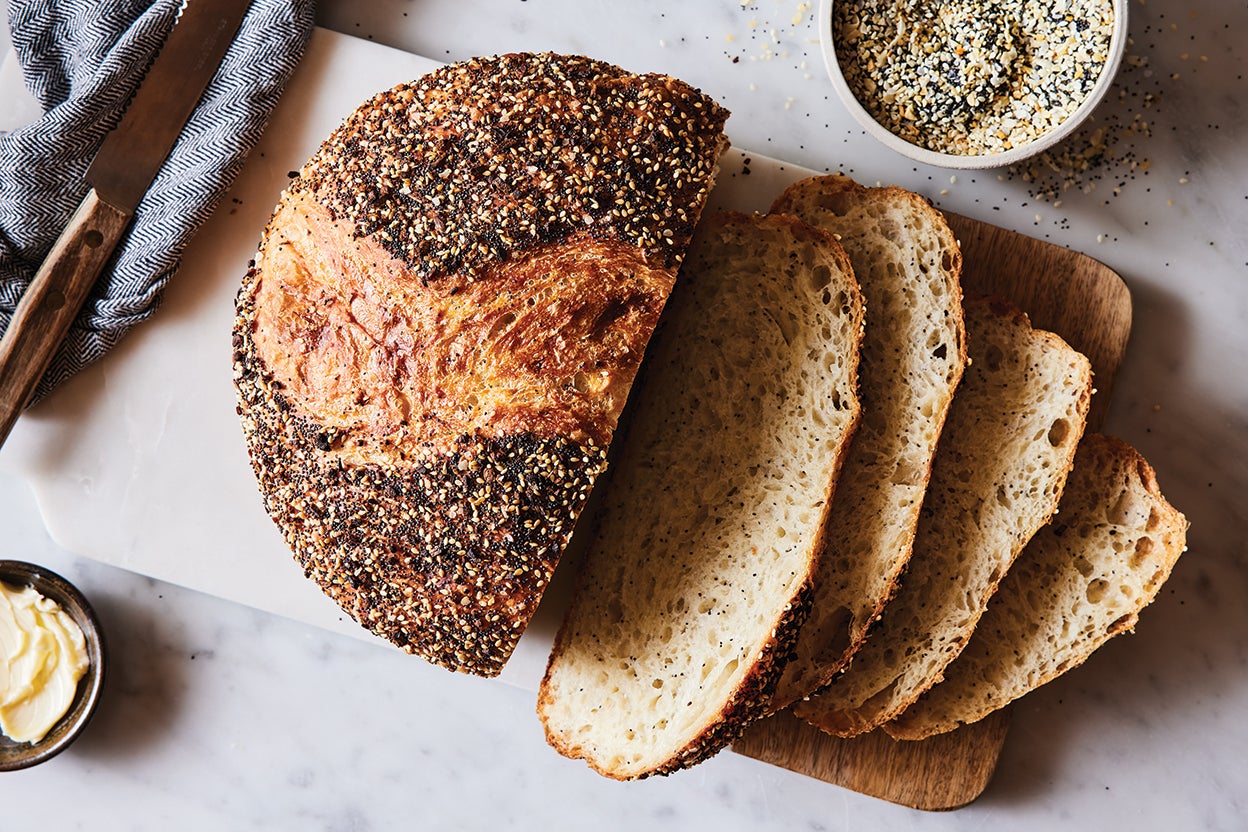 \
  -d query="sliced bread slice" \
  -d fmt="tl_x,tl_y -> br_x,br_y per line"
537,211 -> 865,779
885,433 -> 1188,740
793,295 -> 1092,738
768,175 -> 967,709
